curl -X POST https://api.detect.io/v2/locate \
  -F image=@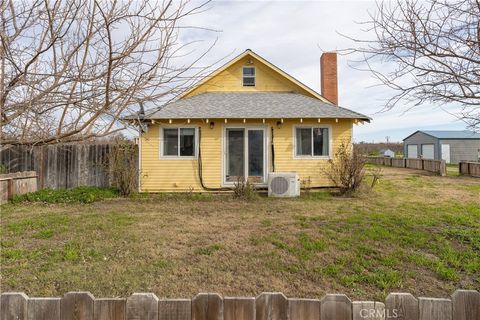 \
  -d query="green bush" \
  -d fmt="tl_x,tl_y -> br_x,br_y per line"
11,186 -> 119,204
0,165 -> 8,174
